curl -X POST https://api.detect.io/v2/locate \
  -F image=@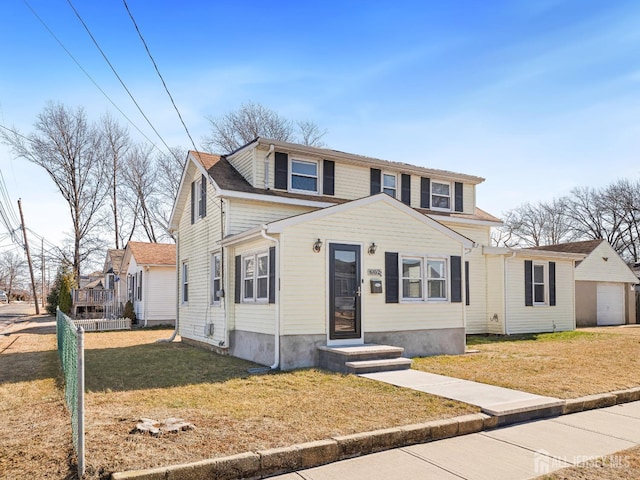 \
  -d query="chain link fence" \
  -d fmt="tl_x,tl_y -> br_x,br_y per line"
56,307 -> 85,477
